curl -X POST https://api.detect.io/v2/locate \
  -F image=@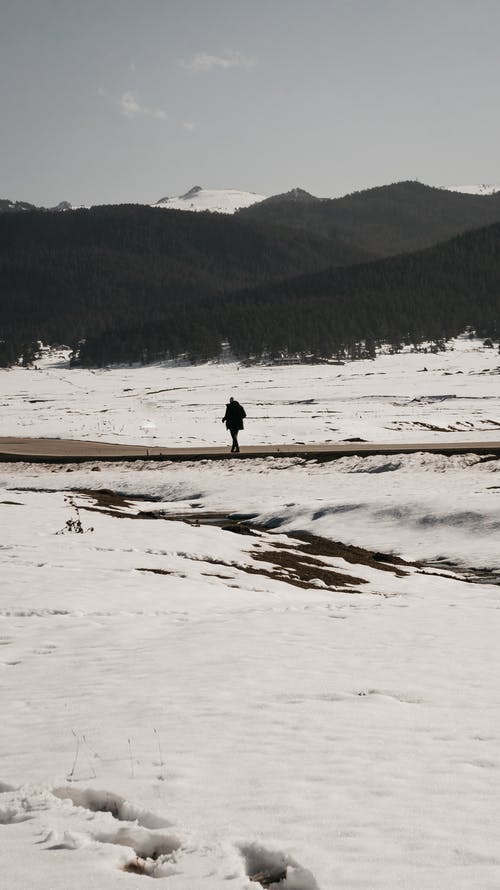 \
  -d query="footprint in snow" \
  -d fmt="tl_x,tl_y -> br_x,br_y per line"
3,783 -> 321,886
47,786 -> 180,878
240,841 -> 319,889
51,786 -> 173,828
0,785 -> 32,824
